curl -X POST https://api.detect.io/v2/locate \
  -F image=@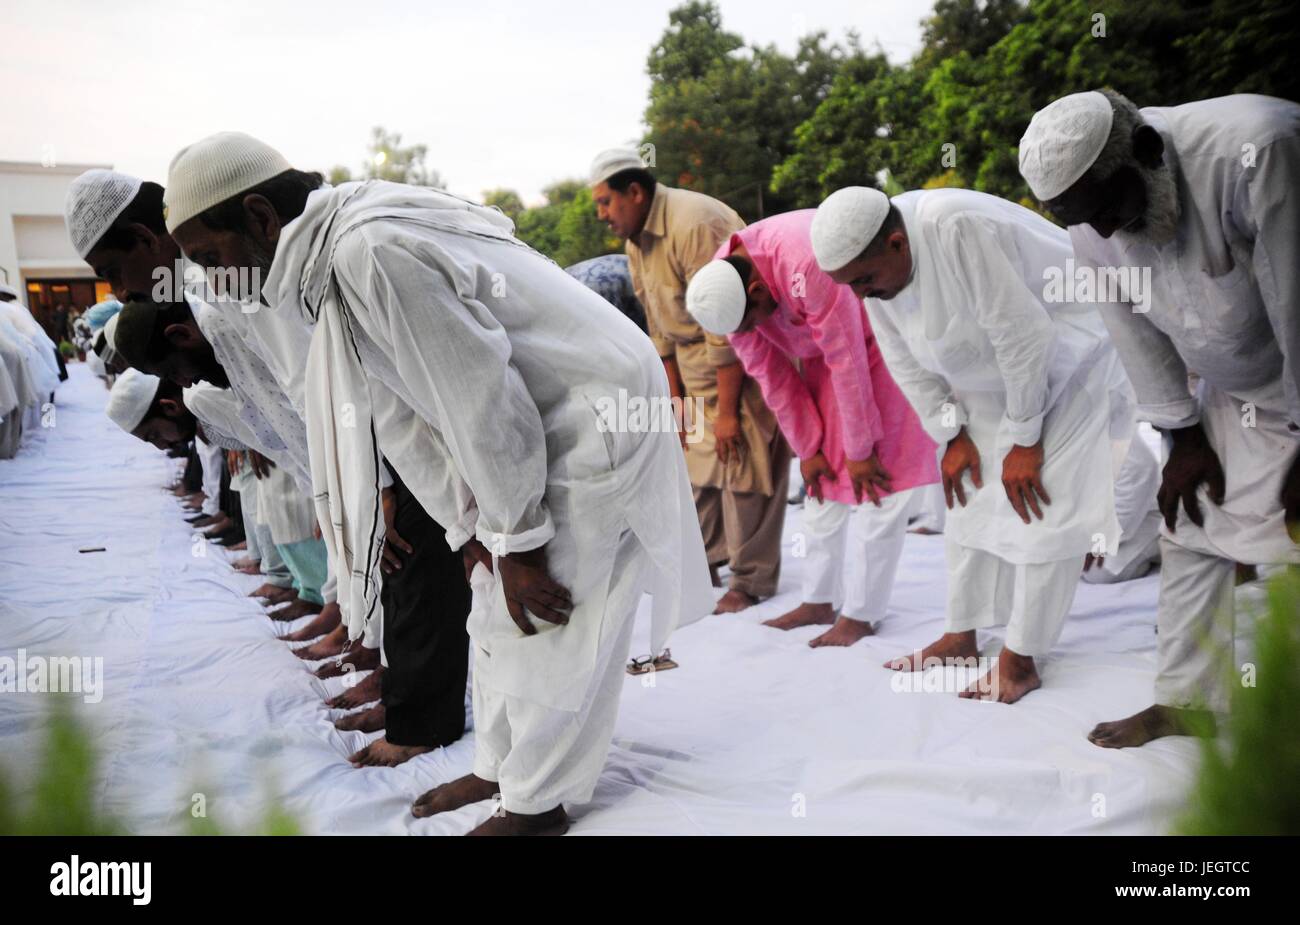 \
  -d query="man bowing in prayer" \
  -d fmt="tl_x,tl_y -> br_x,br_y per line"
684,211 -> 939,646
812,186 -> 1124,703
591,149 -> 790,613
163,132 -> 712,835
1019,90 -> 1300,746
